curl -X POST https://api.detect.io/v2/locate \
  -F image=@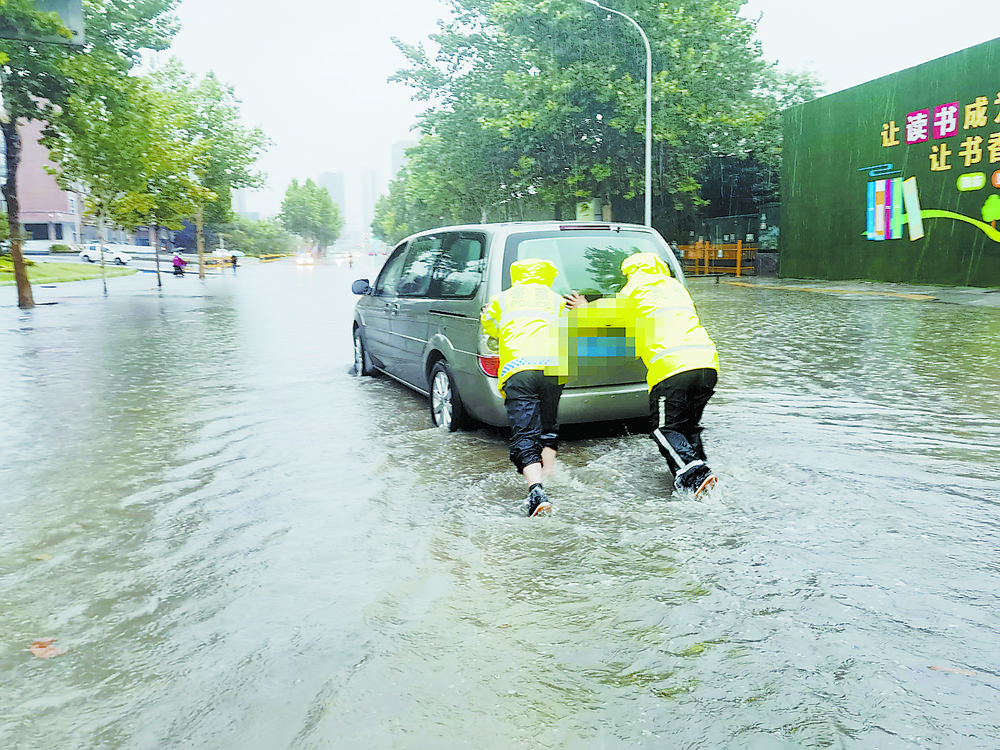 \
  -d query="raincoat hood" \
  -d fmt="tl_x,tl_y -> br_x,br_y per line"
621,252 -> 672,279
511,258 -> 558,286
